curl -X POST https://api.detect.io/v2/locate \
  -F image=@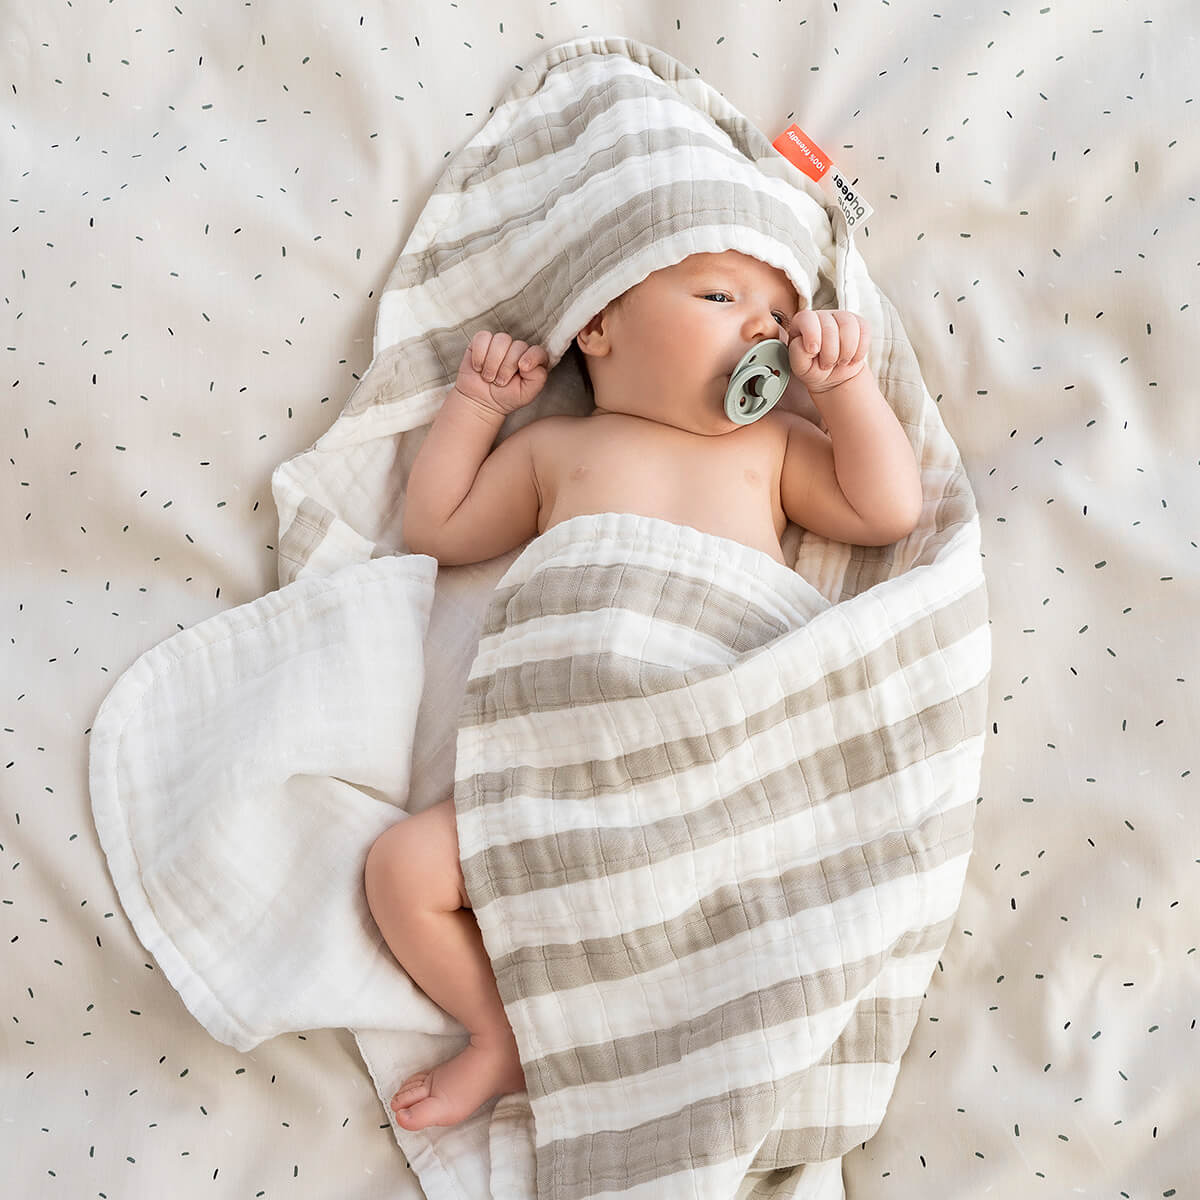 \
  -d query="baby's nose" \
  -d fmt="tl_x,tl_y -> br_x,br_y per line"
746,311 -> 782,342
